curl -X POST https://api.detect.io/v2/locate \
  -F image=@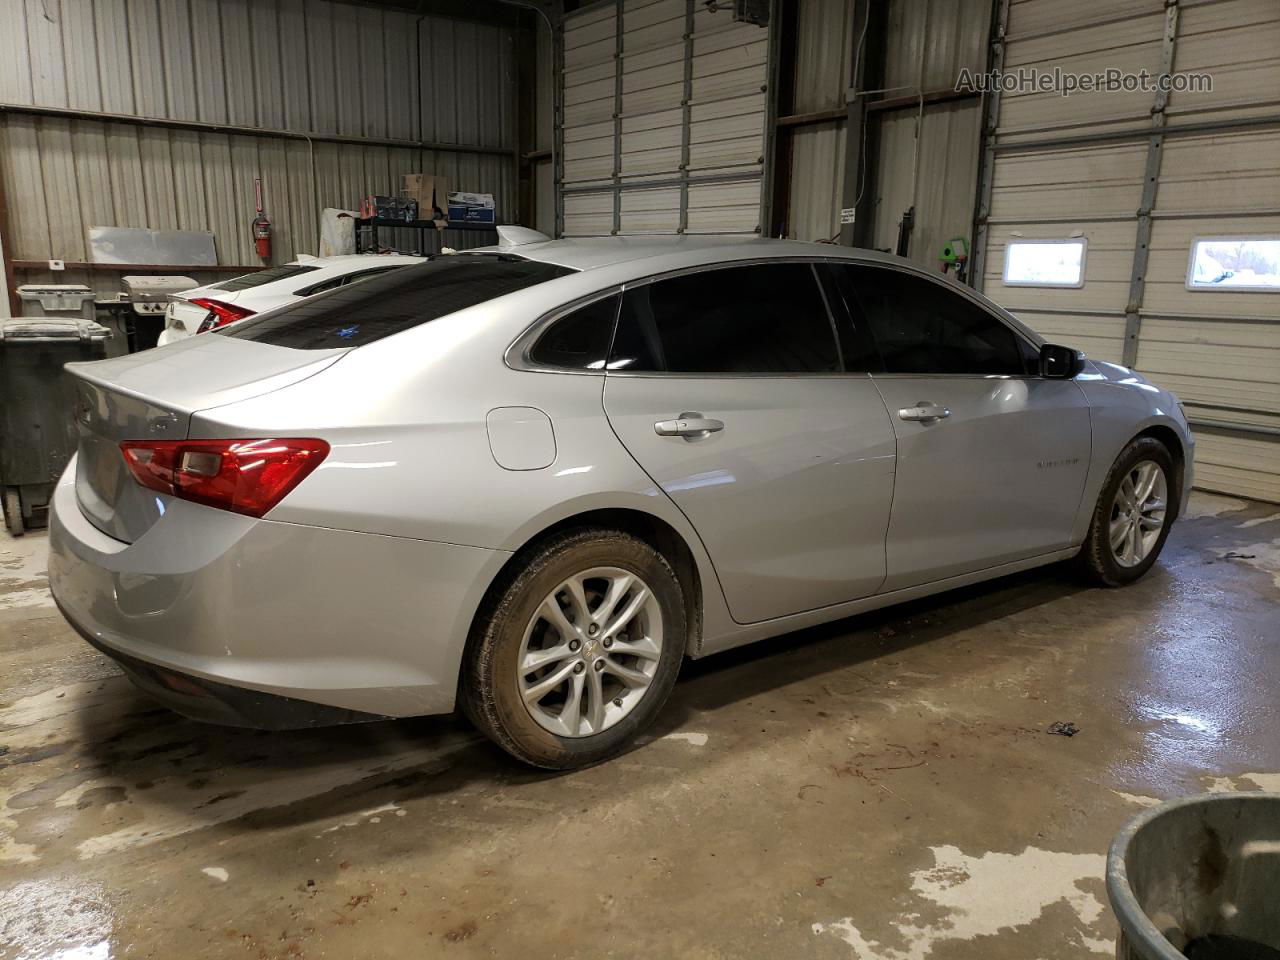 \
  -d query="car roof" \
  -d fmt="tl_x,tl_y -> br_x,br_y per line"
307,254 -> 425,266
471,234 -> 1044,347
491,235 -> 907,273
